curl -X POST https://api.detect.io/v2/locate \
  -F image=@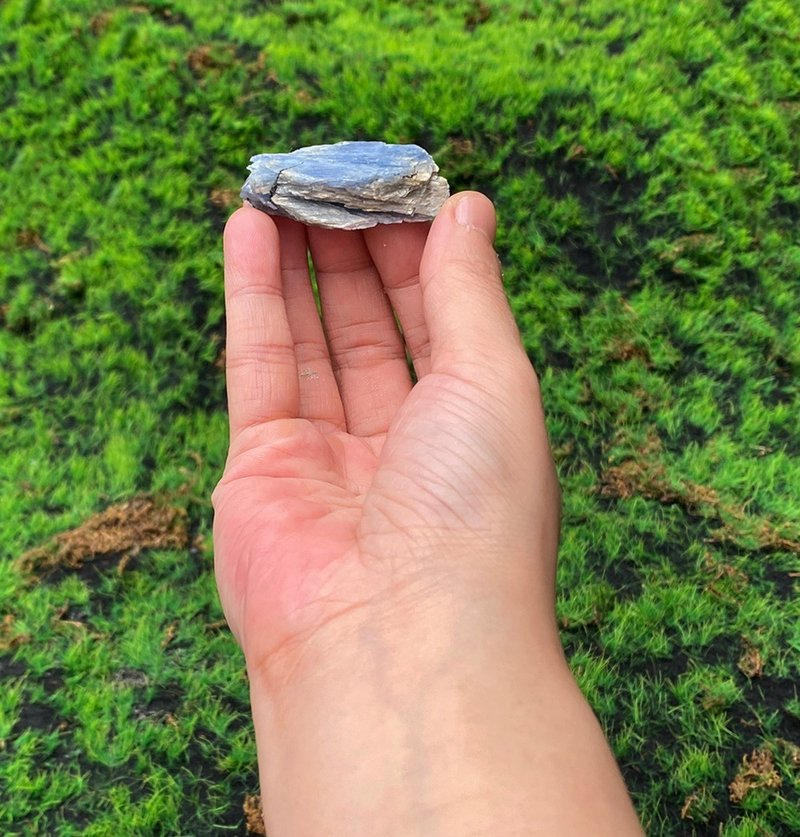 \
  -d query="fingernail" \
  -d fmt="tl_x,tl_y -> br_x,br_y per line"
454,193 -> 496,241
